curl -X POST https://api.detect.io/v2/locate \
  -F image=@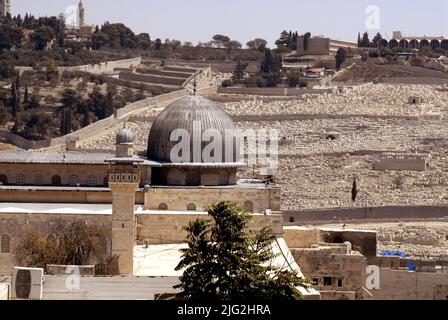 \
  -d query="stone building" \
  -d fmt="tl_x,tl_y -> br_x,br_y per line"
0,0 -> 10,17
0,95 -> 282,277
65,1 -> 95,42
296,36 -> 358,56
